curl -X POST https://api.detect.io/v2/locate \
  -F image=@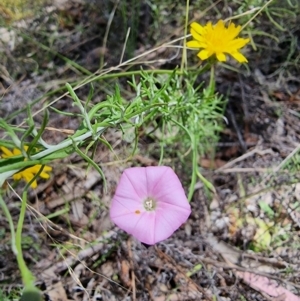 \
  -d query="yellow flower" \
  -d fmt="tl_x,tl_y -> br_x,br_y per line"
186,20 -> 250,63
0,146 -> 52,189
